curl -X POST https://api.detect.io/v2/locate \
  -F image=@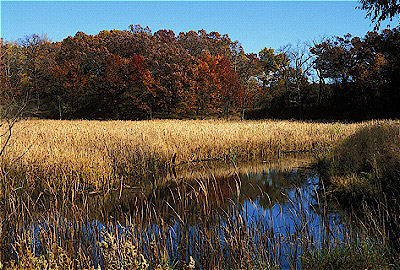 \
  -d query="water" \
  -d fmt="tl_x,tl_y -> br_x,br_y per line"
125,162 -> 348,269
7,158 -> 354,269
